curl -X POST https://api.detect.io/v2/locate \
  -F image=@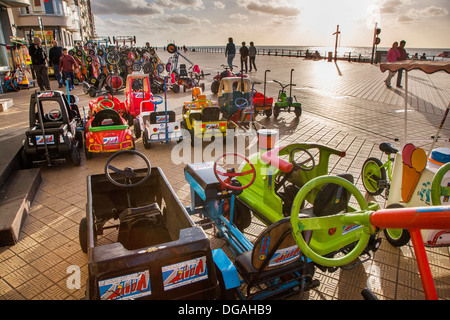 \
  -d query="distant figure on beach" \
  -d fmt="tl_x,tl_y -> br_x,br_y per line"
412,53 -> 419,60
396,40 -> 408,88
420,53 -> 427,60
313,51 -> 321,60
240,42 -> 249,73
384,41 -> 400,89
225,37 -> 236,70
249,41 -> 257,72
